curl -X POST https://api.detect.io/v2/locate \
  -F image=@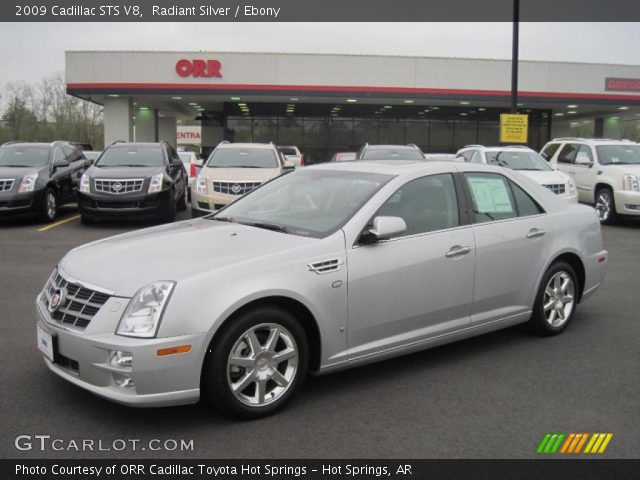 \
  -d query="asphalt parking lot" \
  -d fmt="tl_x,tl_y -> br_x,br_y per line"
0,208 -> 638,459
